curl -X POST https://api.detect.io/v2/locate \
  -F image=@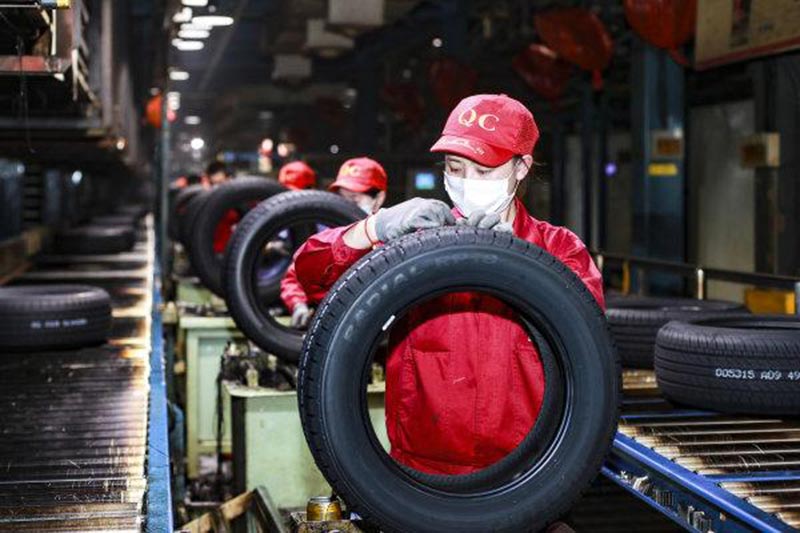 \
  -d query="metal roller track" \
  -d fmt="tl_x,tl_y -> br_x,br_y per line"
0,219 -> 156,532
605,369 -> 800,531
